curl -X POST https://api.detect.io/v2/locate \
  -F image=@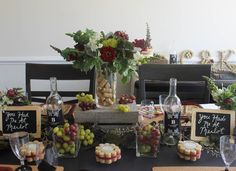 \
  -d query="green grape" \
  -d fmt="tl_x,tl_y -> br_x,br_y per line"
76,93 -> 95,102
59,148 -> 65,154
85,129 -> 91,134
65,146 -> 71,153
80,129 -> 85,136
85,135 -> 91,140
55,143 -> 61,149
53,127 -> 59,134
89,132 -> 94,139
70,147 -> 76,154
63,135 -> 70,142
56,131 -> 63,137
117,104 -> 130,112
83,140 -> 88,146
79,135 -> 85,140
63,142 -> 68,149
88,139 -> 93,145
